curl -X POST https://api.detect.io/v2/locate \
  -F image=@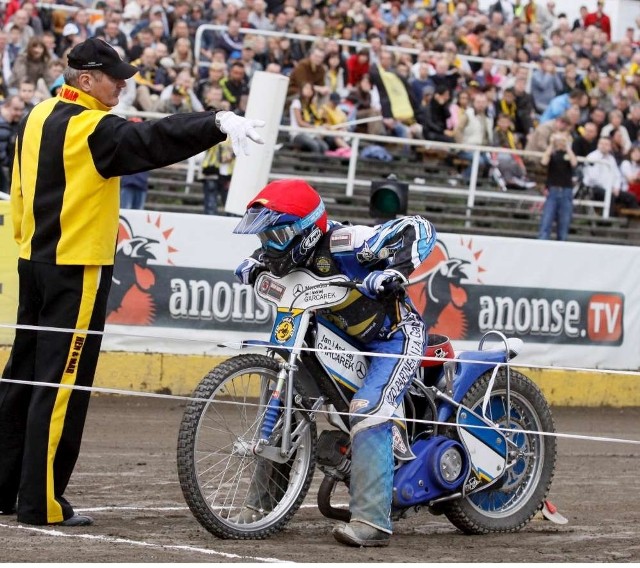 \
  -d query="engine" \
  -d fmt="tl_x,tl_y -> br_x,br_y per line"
392,436 -> 469,508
